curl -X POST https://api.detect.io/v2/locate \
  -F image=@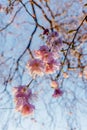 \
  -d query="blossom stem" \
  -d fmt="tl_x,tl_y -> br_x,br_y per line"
26,79 -> 34,88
